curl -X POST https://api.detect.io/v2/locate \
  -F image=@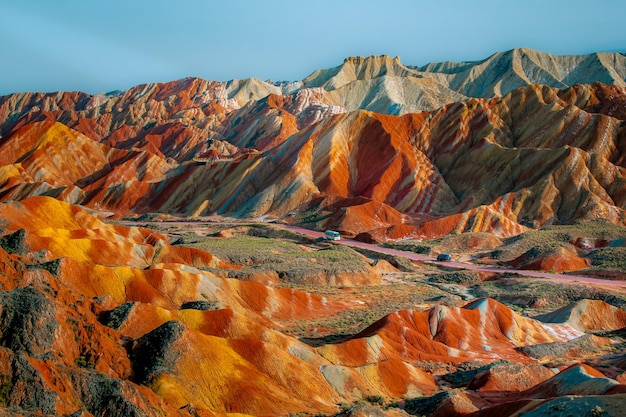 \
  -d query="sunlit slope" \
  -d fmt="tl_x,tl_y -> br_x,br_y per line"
0,52 -> 625,239
317,298 -> 584,365
0,197 -> 625,415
